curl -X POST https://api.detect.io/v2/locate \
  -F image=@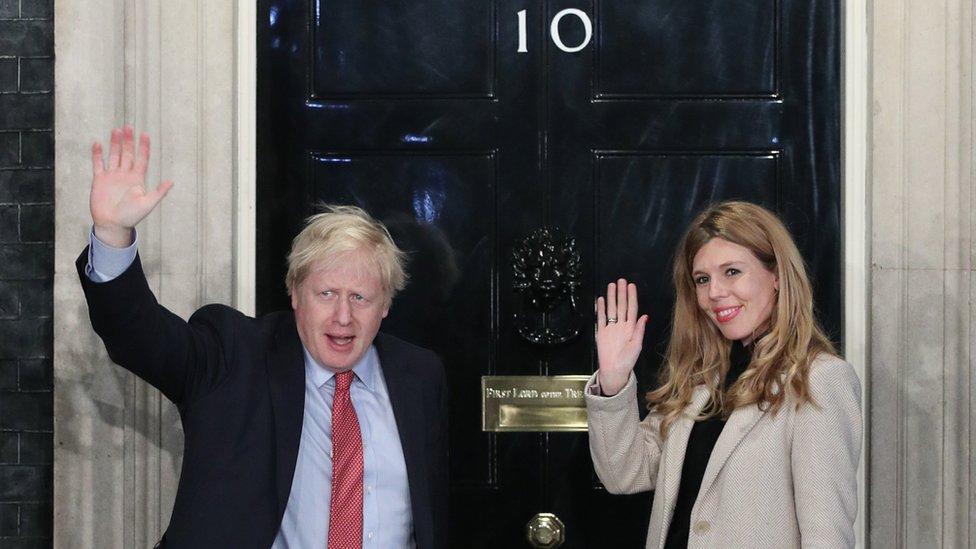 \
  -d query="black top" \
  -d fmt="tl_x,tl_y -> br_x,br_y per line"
663,341 -> 751,549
